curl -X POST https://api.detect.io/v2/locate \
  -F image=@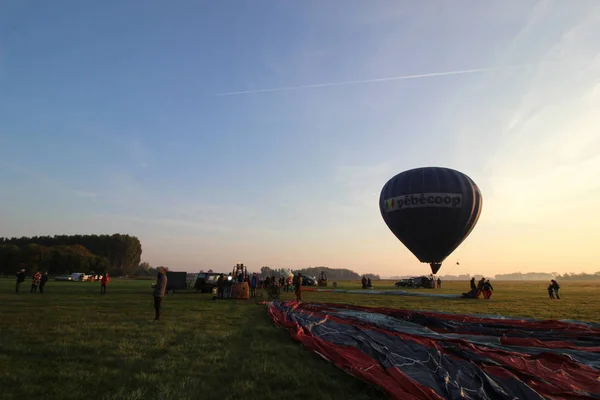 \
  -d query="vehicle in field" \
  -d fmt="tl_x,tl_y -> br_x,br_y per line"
165,271 -> 187,293
194,272 -> 223,293
54,274 -> 72,281
394,276 -> 434,289
301,275 -> 317,286
71,273 -> 89,281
